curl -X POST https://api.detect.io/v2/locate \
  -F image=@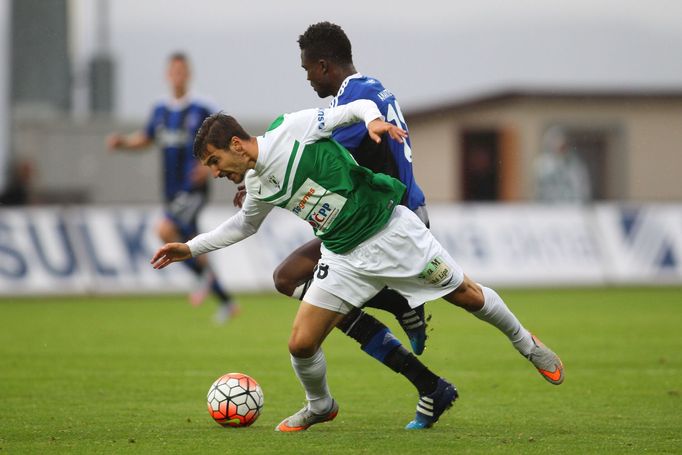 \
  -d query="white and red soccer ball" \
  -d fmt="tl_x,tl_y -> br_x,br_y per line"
207,372 -> 264,427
